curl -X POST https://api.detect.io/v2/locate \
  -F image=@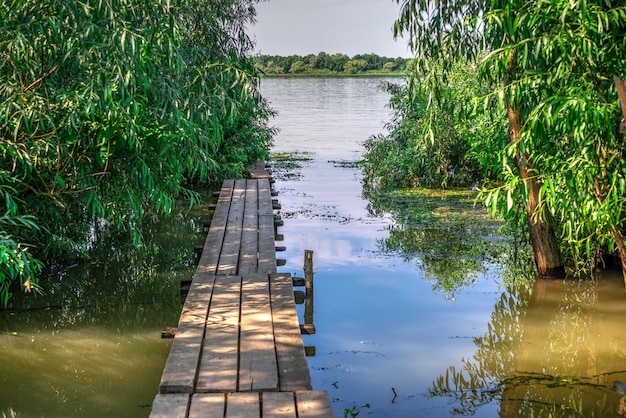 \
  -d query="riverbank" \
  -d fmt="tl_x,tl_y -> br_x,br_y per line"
253,52 -> 413,78
259,71 -> 407,78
